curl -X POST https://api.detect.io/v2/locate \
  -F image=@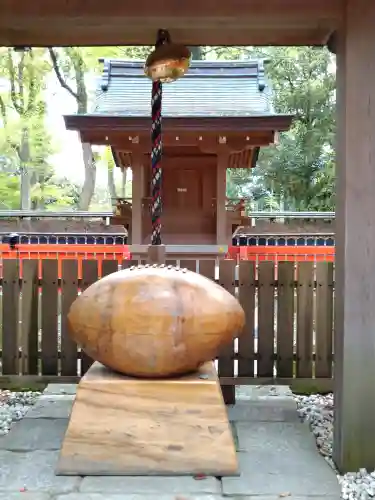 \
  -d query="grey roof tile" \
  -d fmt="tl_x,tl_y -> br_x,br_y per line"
92,59 -> 274,118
